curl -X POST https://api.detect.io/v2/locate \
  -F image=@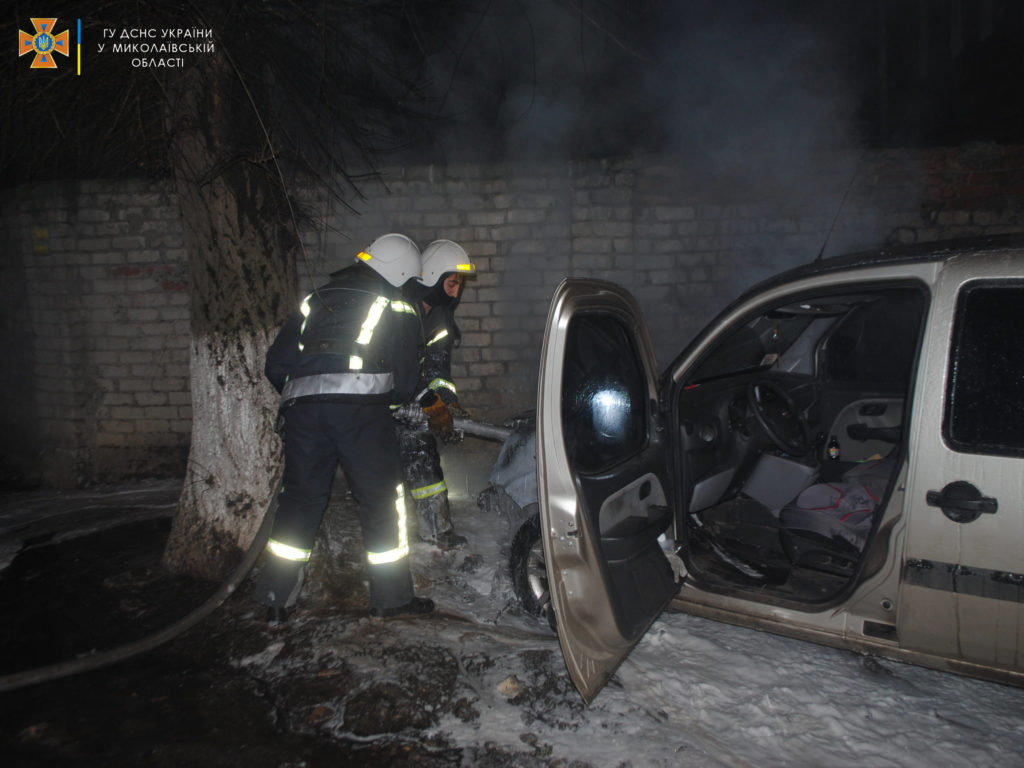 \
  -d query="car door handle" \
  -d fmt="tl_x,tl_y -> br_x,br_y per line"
846,423 -> 901,443
926,481 -> 998,524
